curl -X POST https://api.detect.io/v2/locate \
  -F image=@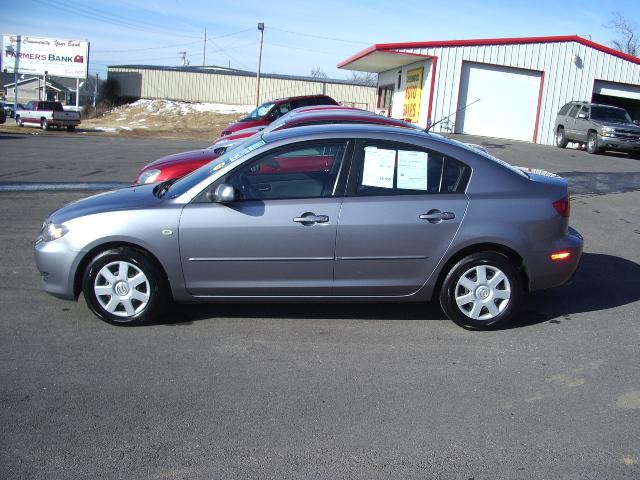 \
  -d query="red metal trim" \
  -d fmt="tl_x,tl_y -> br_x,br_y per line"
533,71 -> 546,143
426,57 -> 438,125
338,35 -> 640,69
